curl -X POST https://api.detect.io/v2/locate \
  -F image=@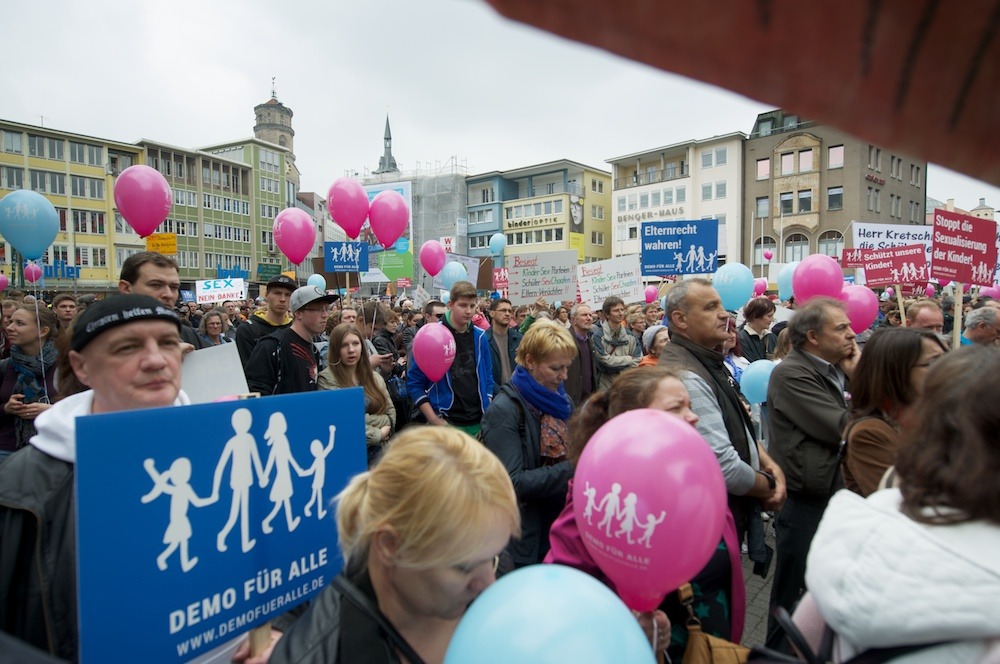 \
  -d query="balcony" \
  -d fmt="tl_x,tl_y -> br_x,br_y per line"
504,182 -> 585,202
614,166 -> 689,190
